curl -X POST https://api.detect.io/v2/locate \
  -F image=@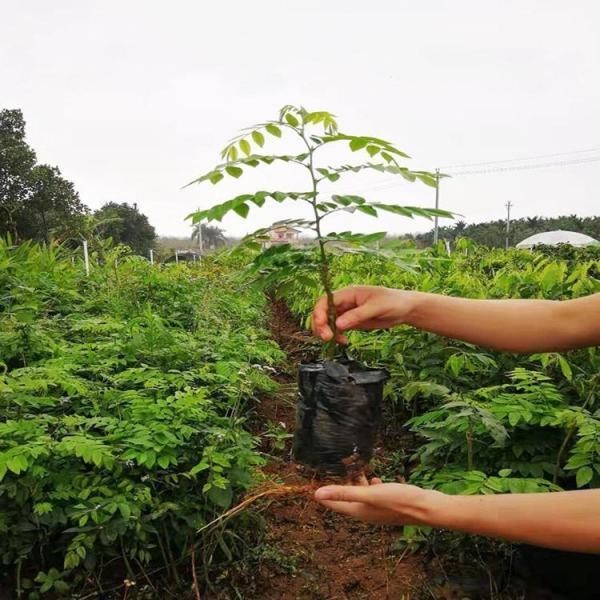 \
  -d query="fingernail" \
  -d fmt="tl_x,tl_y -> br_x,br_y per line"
314,488 -> 331,500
